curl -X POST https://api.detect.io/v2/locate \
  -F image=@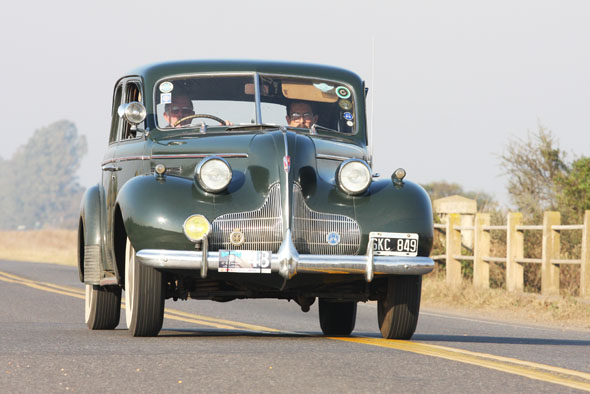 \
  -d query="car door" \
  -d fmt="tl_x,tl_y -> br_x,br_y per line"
101,81 -> 124,272
102,78 -> 148,269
